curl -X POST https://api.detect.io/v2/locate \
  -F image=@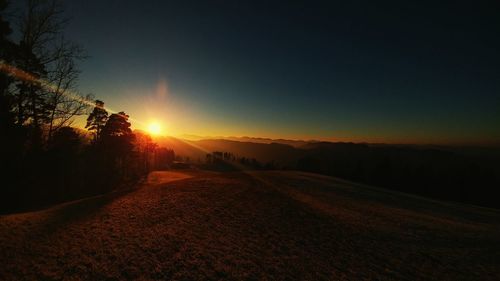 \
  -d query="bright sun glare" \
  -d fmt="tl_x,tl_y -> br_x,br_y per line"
147,122 -> 162,136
